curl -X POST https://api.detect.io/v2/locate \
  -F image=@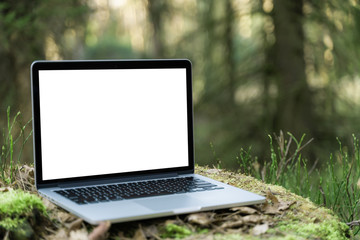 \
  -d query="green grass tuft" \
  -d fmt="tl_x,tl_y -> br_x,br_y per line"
235,131 -> 360,236
0,106 -> 32,184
